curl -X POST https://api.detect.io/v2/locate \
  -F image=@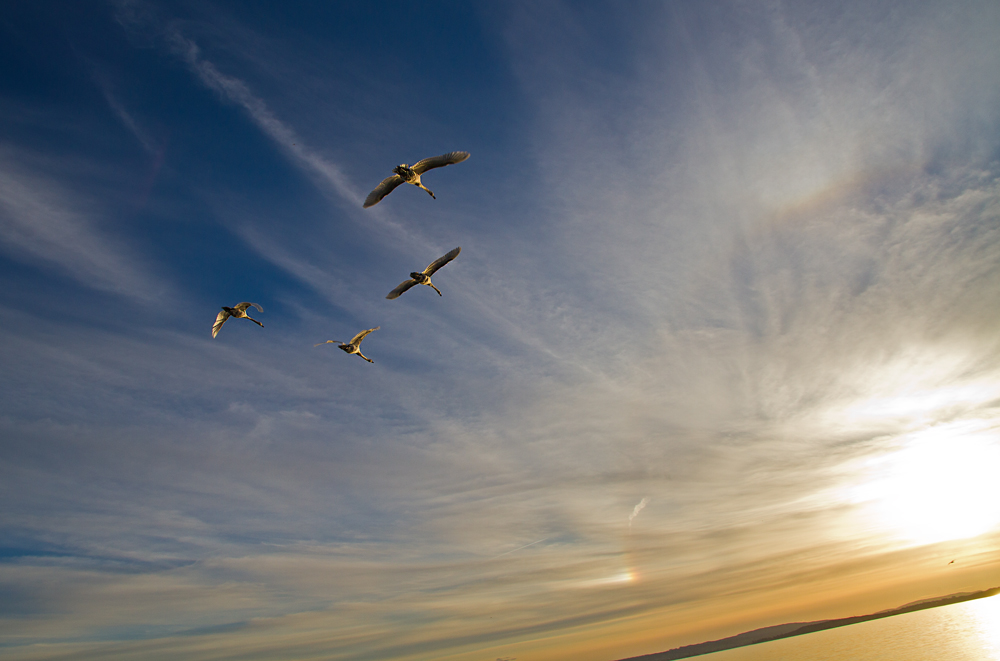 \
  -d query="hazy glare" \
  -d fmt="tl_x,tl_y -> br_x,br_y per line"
1,2 -> 999,660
